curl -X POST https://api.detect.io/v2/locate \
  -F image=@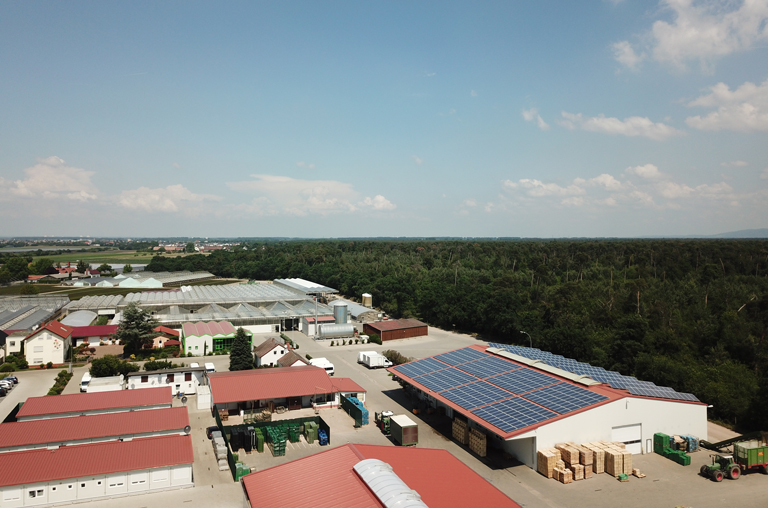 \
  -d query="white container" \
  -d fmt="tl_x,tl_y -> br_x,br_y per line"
357,351 -> 377,364
309,357 -> 335,376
